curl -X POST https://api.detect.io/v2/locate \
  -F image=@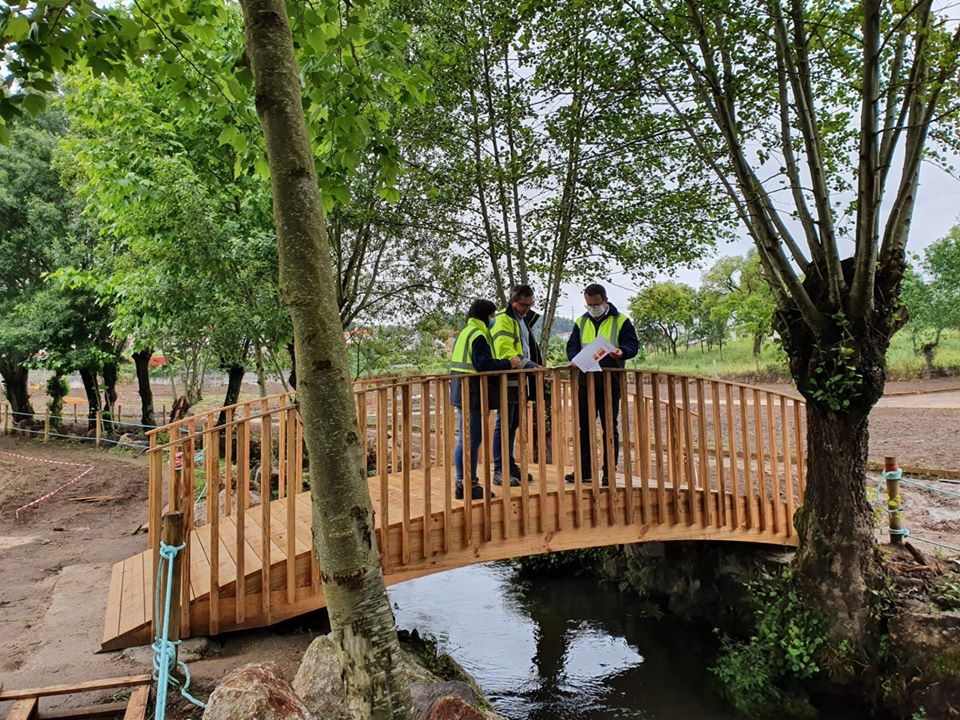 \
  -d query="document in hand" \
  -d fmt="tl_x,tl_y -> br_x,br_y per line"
571,337 -> 617,373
